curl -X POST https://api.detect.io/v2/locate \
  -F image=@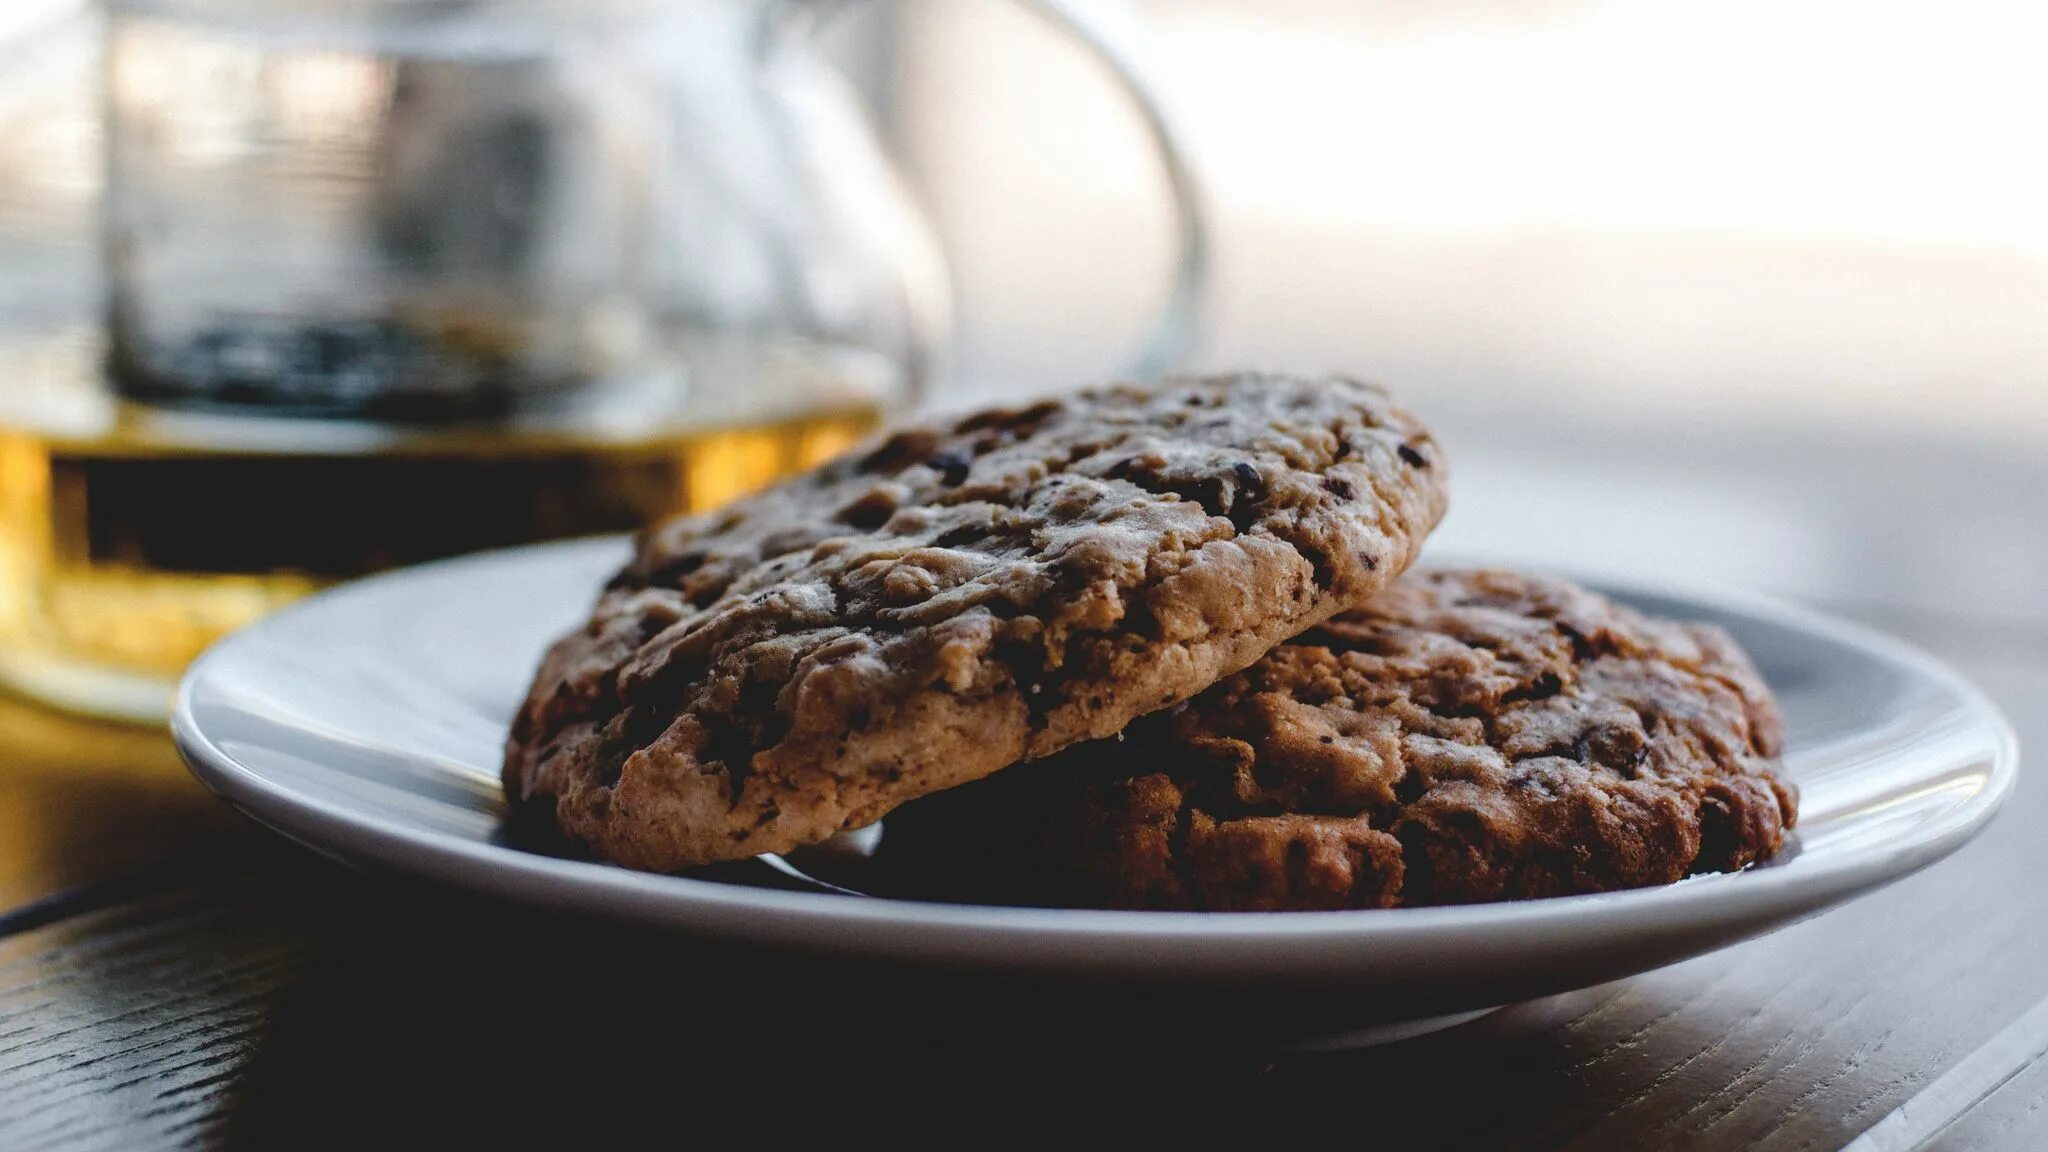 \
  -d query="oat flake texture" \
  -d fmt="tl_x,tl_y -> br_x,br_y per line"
879,568 -> 1799,911
503,372 -> 1449,869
